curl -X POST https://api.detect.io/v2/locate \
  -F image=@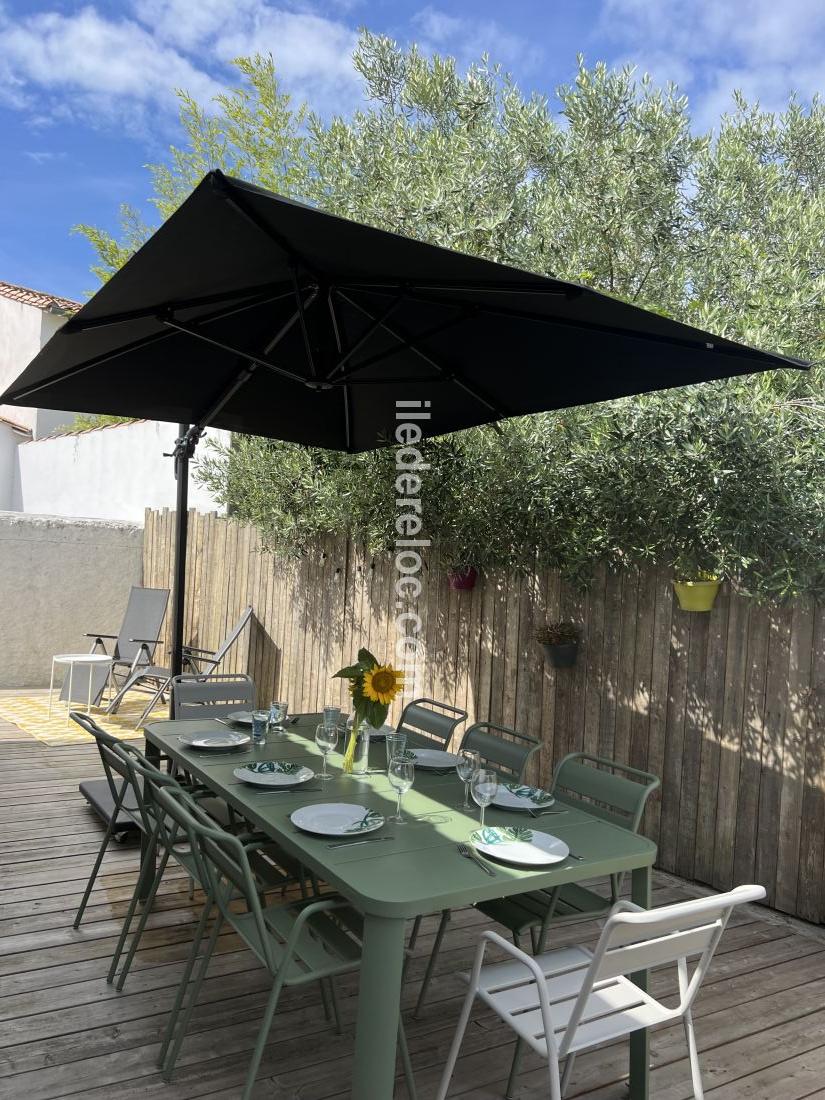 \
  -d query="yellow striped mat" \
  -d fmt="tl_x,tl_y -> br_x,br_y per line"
0,694 -> 168,746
